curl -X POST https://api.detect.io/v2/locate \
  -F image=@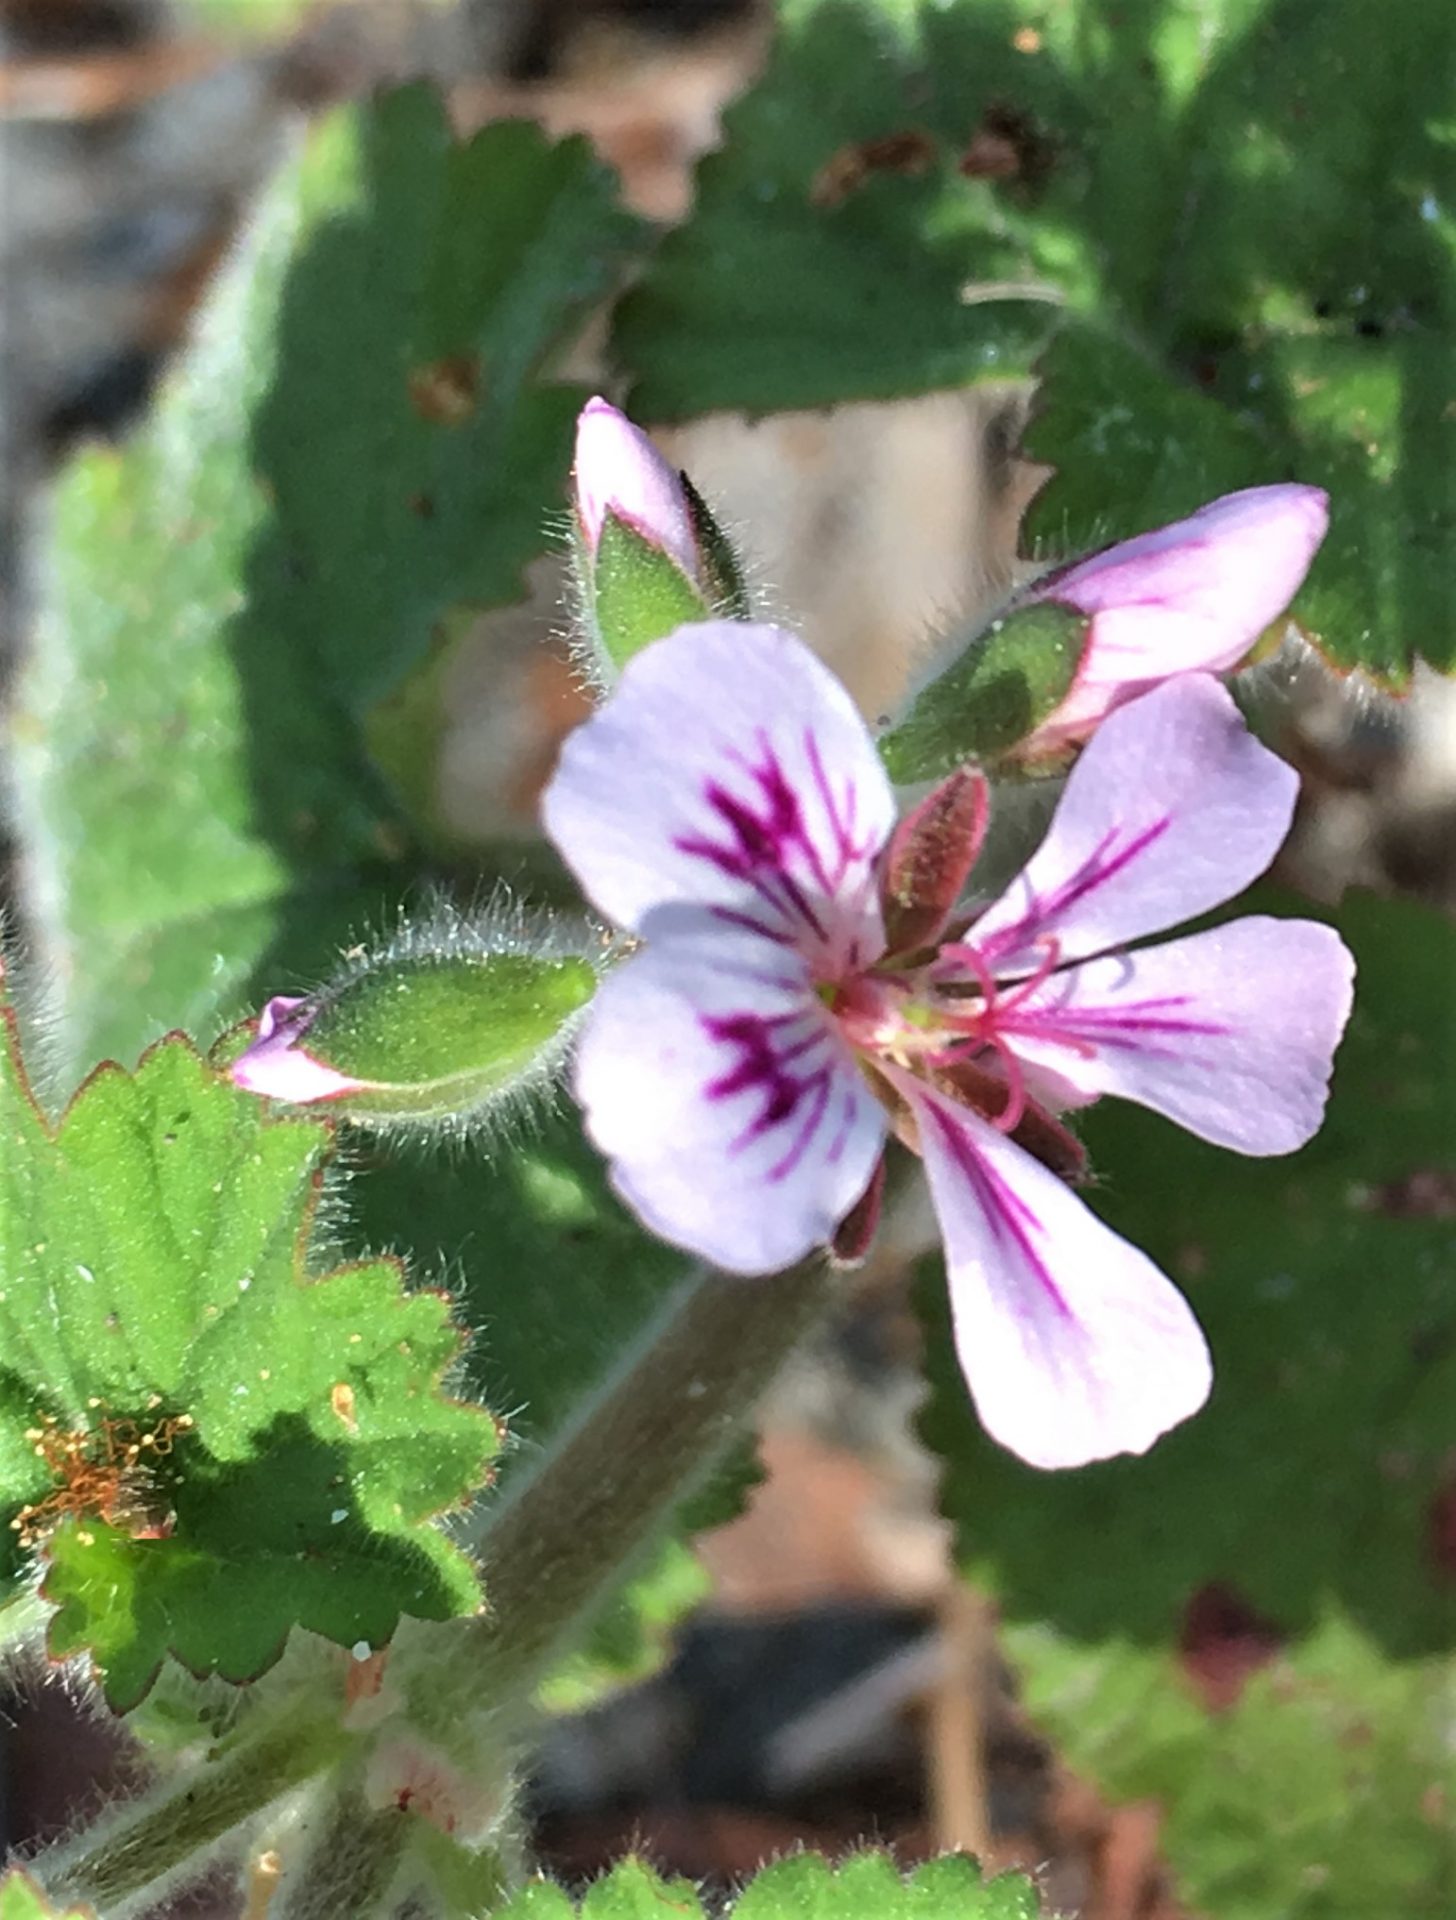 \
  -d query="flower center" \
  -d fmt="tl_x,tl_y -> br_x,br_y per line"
828,936 -> 1071,1148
